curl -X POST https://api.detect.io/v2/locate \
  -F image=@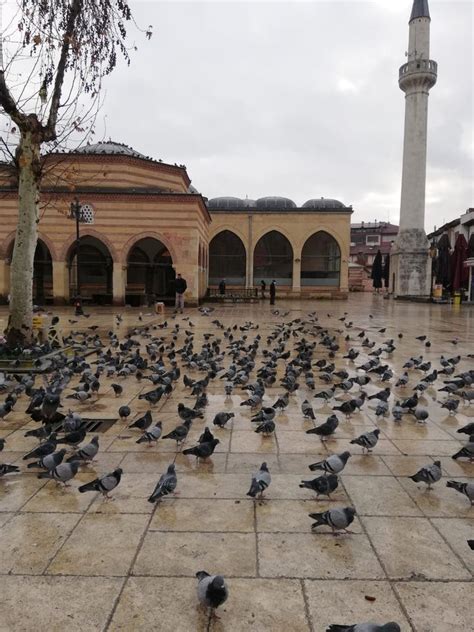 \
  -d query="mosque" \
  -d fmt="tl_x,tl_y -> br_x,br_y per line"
0,141 -> 352,305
